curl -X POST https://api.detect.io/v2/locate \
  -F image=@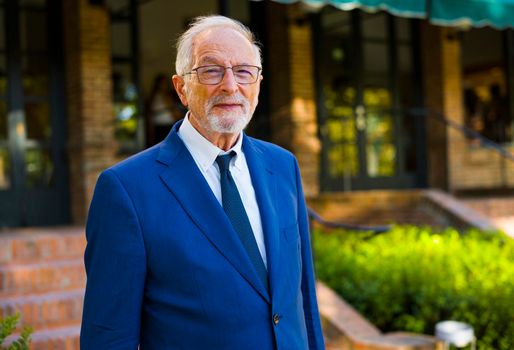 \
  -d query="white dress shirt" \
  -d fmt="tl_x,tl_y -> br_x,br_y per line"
177,114 -> 267,268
